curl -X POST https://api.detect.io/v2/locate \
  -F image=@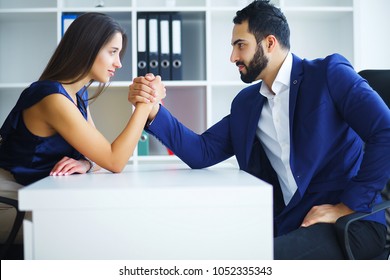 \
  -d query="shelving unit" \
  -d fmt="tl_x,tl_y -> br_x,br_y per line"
0,0 -> 389,164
